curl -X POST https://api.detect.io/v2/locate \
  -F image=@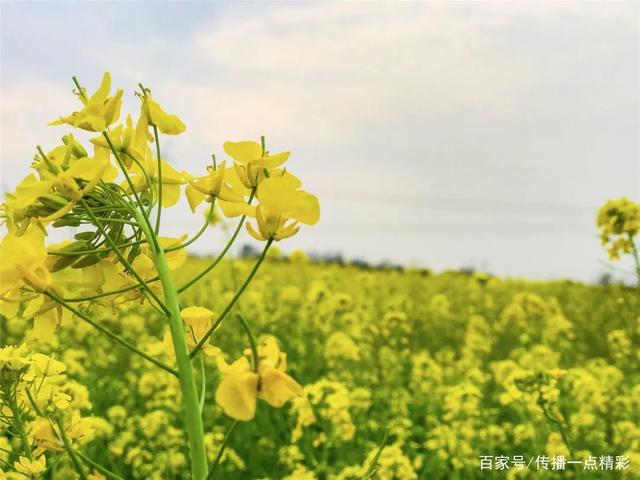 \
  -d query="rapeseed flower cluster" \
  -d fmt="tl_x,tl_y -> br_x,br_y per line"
0,71 -> 319,478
